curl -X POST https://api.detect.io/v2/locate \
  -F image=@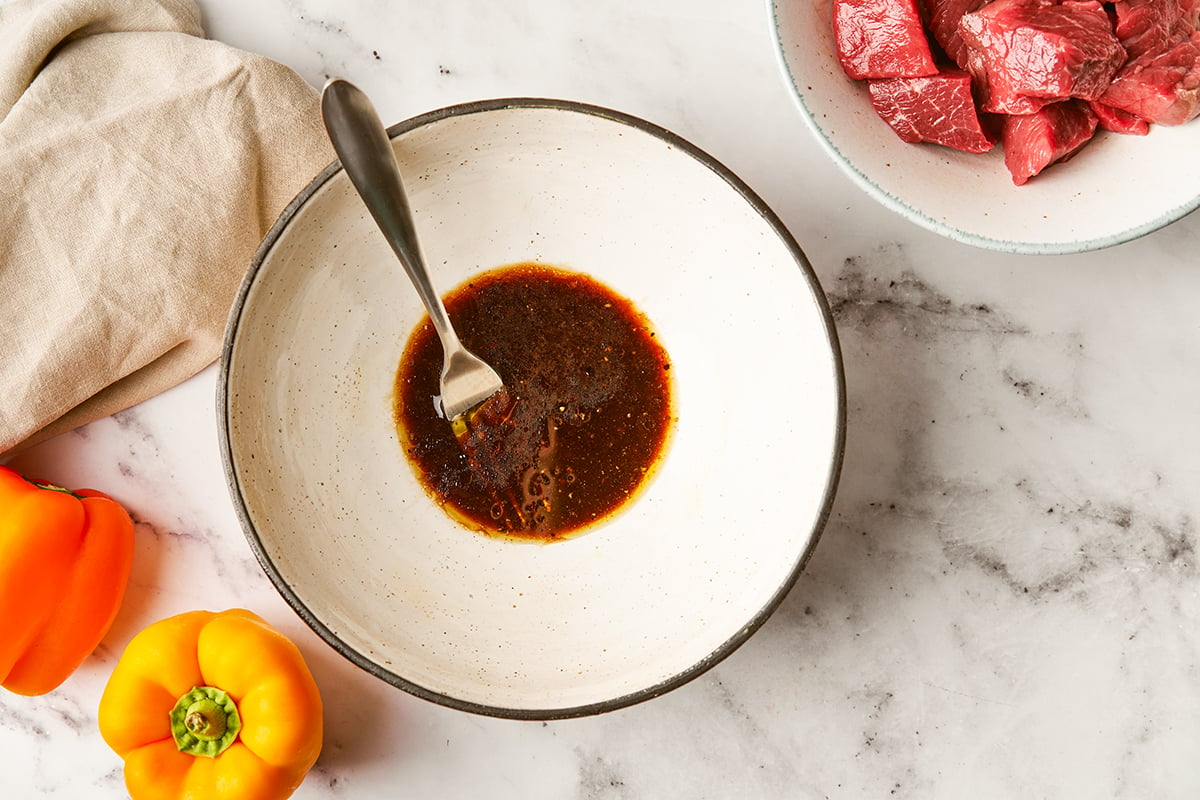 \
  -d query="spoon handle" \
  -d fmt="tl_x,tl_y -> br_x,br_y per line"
320,78 -> 460,351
